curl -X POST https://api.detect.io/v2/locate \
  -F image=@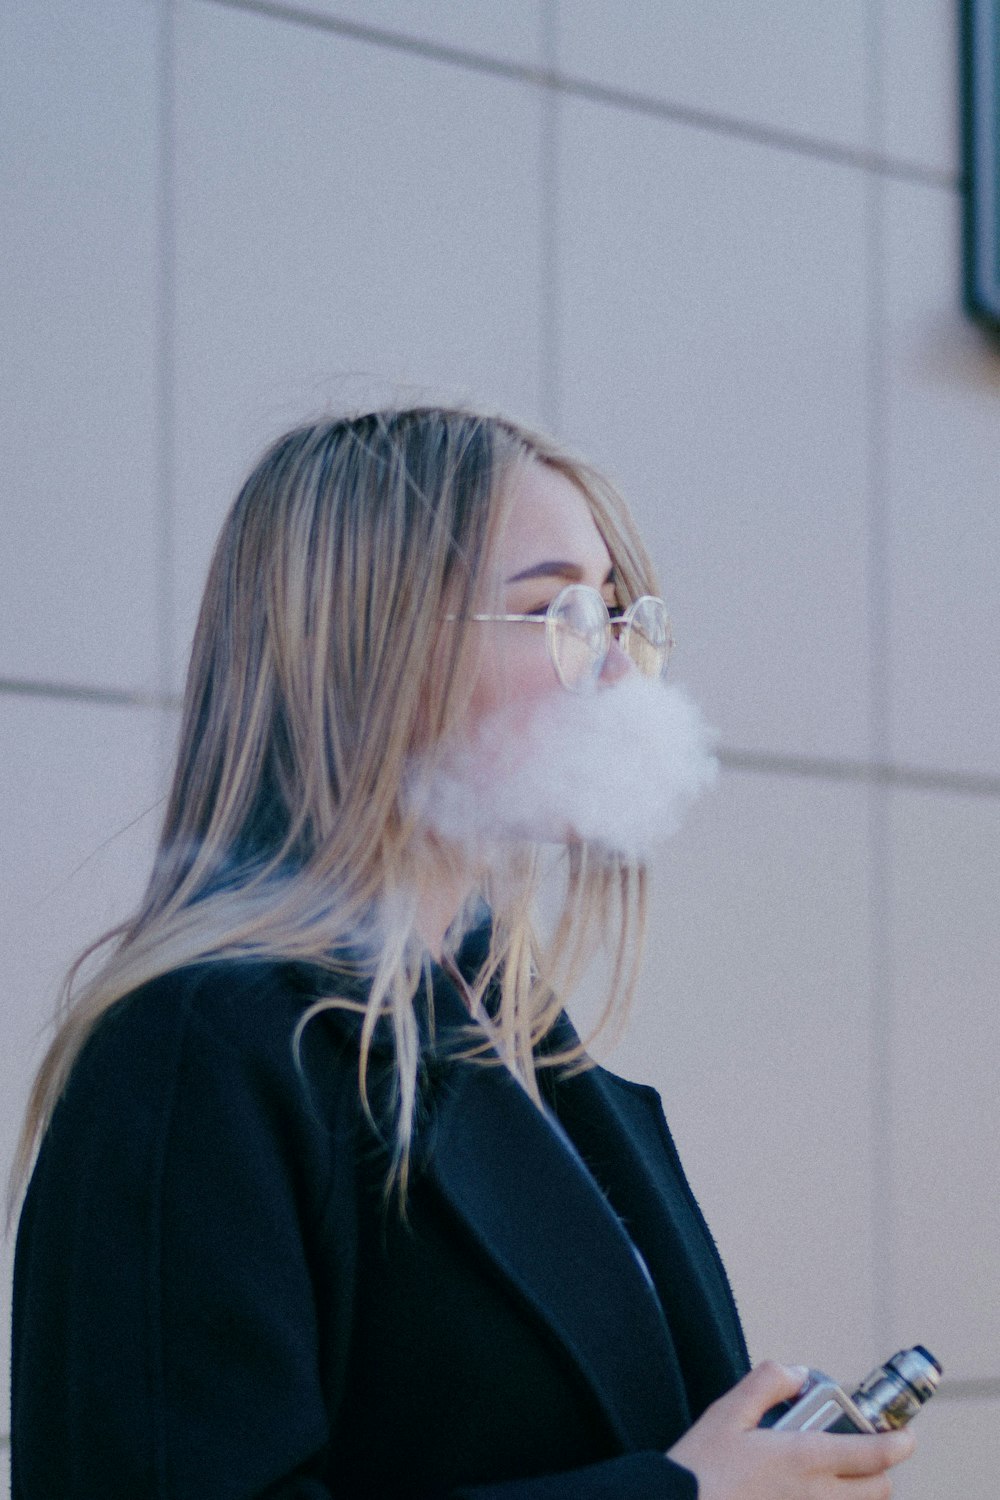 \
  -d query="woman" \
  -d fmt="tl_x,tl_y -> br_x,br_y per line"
10,408 -> 914,1498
